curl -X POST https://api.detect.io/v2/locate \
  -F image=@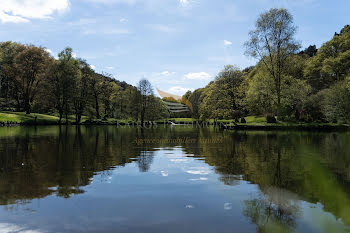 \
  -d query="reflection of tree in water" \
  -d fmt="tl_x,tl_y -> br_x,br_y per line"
0,126 -> 147,206
243,188 -> 300,233
137,151 -> 154,172
183,130 -> 350,229
243,185 -> 302,233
